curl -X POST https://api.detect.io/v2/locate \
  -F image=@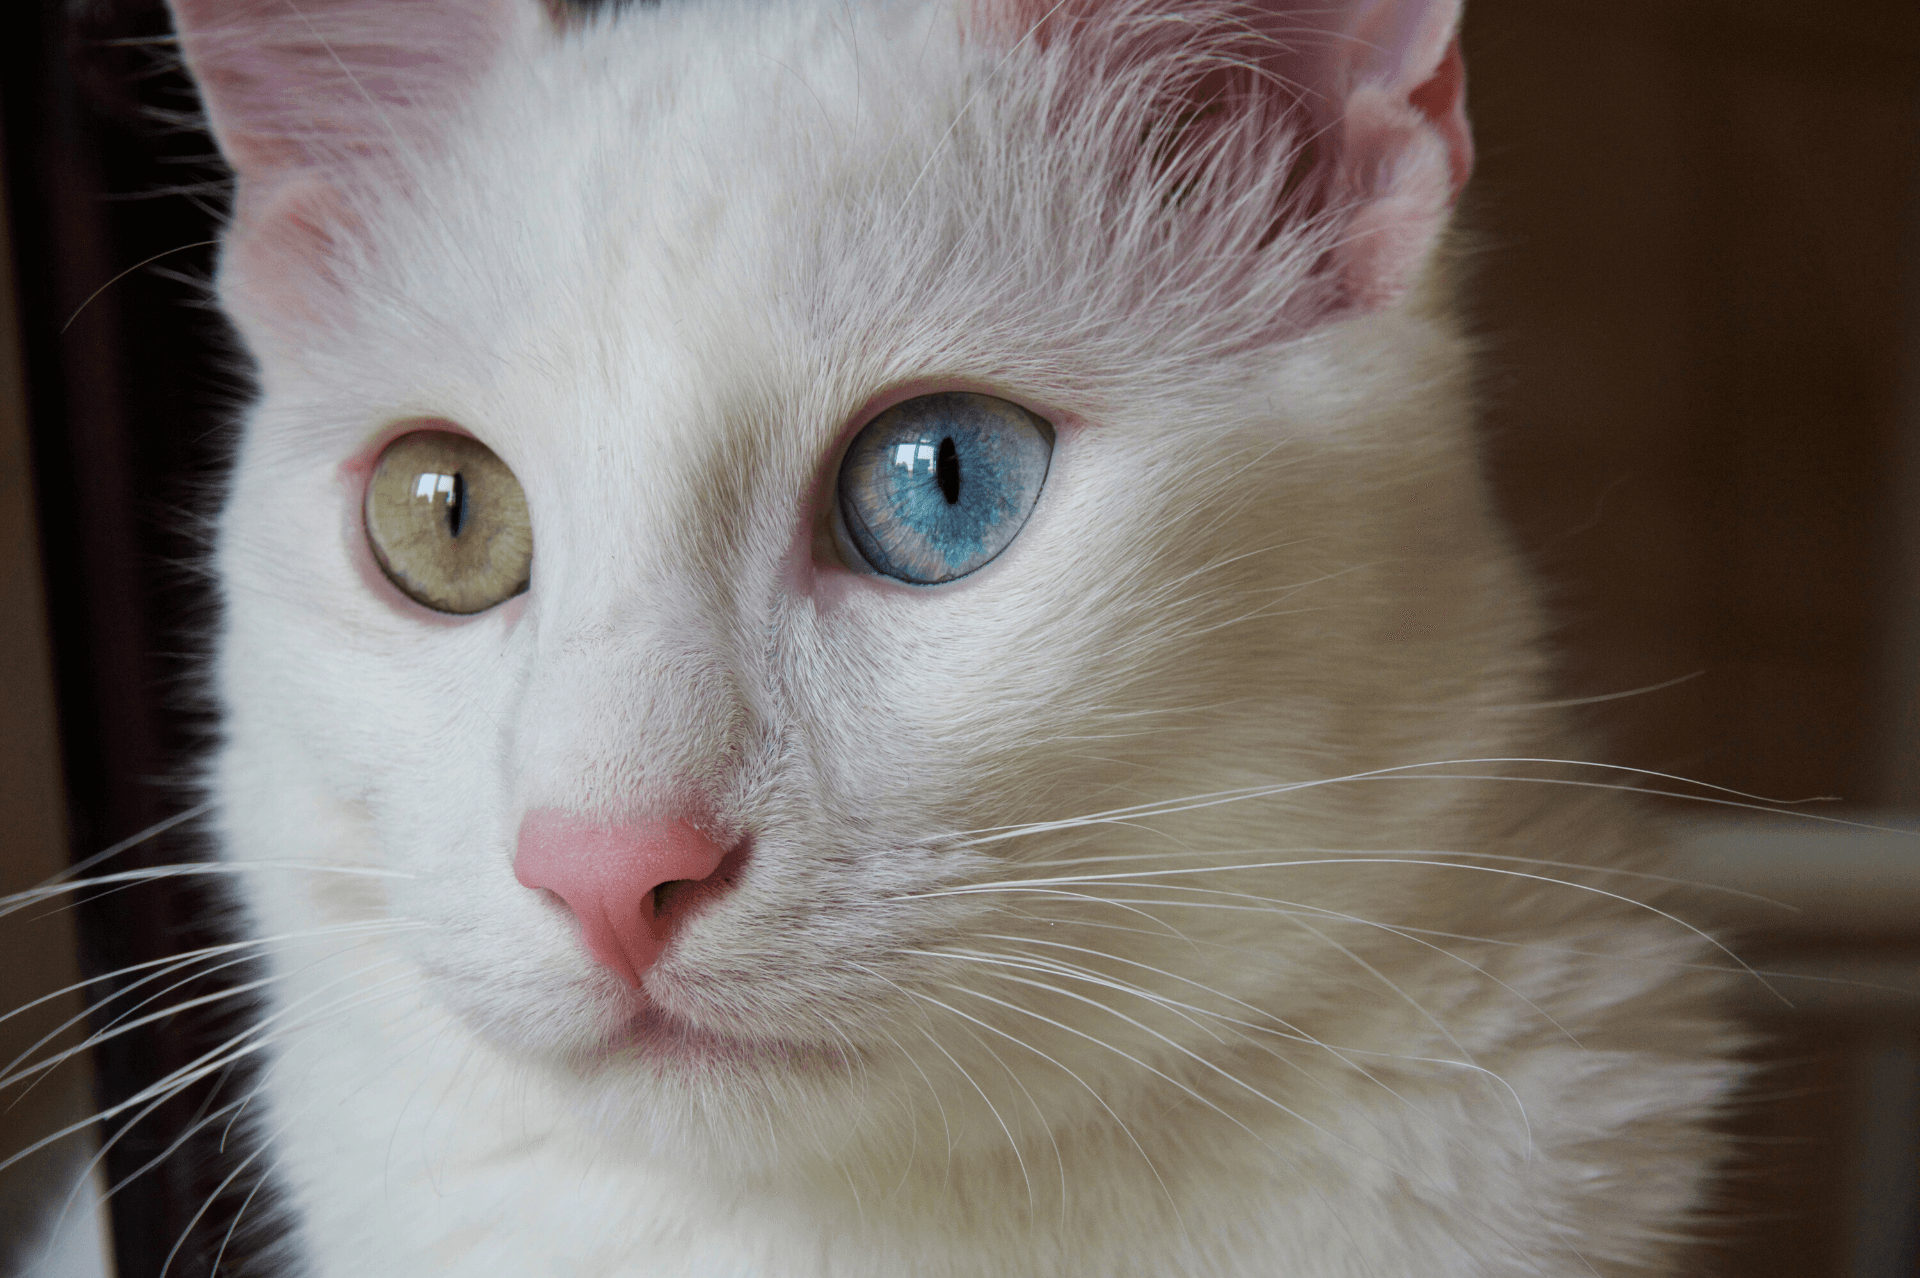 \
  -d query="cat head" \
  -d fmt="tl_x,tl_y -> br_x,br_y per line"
177,0 -> 1535,1178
